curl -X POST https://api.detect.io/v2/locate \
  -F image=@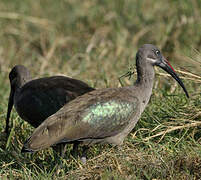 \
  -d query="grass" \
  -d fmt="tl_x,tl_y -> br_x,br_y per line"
0,0 -> 201,179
